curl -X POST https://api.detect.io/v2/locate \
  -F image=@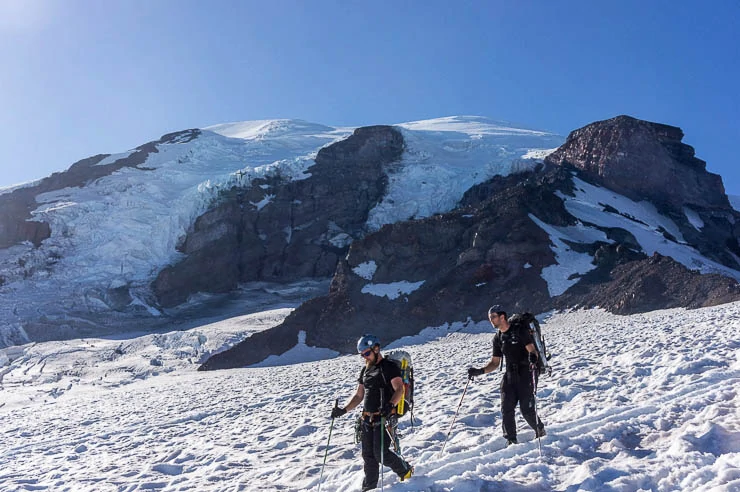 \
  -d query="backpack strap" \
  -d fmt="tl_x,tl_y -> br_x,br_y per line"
378,359 -> 394,391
